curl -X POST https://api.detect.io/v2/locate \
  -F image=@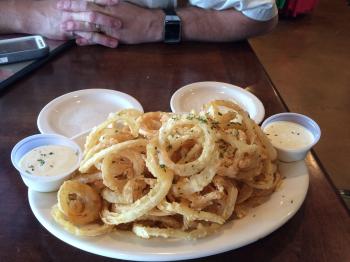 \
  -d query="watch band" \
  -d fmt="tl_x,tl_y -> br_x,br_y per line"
163,9 -> 181,44
164,8 -> 177,16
